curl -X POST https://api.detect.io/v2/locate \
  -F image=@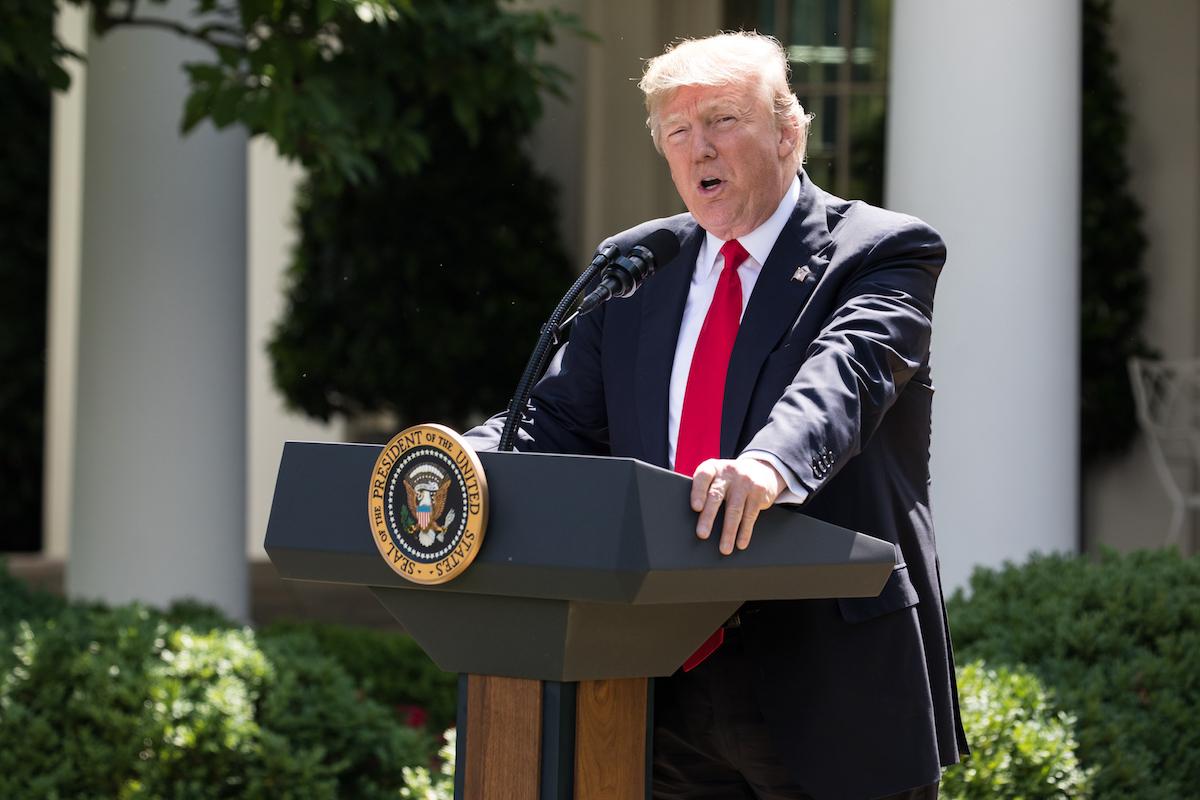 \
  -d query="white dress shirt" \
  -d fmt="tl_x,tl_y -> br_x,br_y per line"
667,175 -> 806,503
